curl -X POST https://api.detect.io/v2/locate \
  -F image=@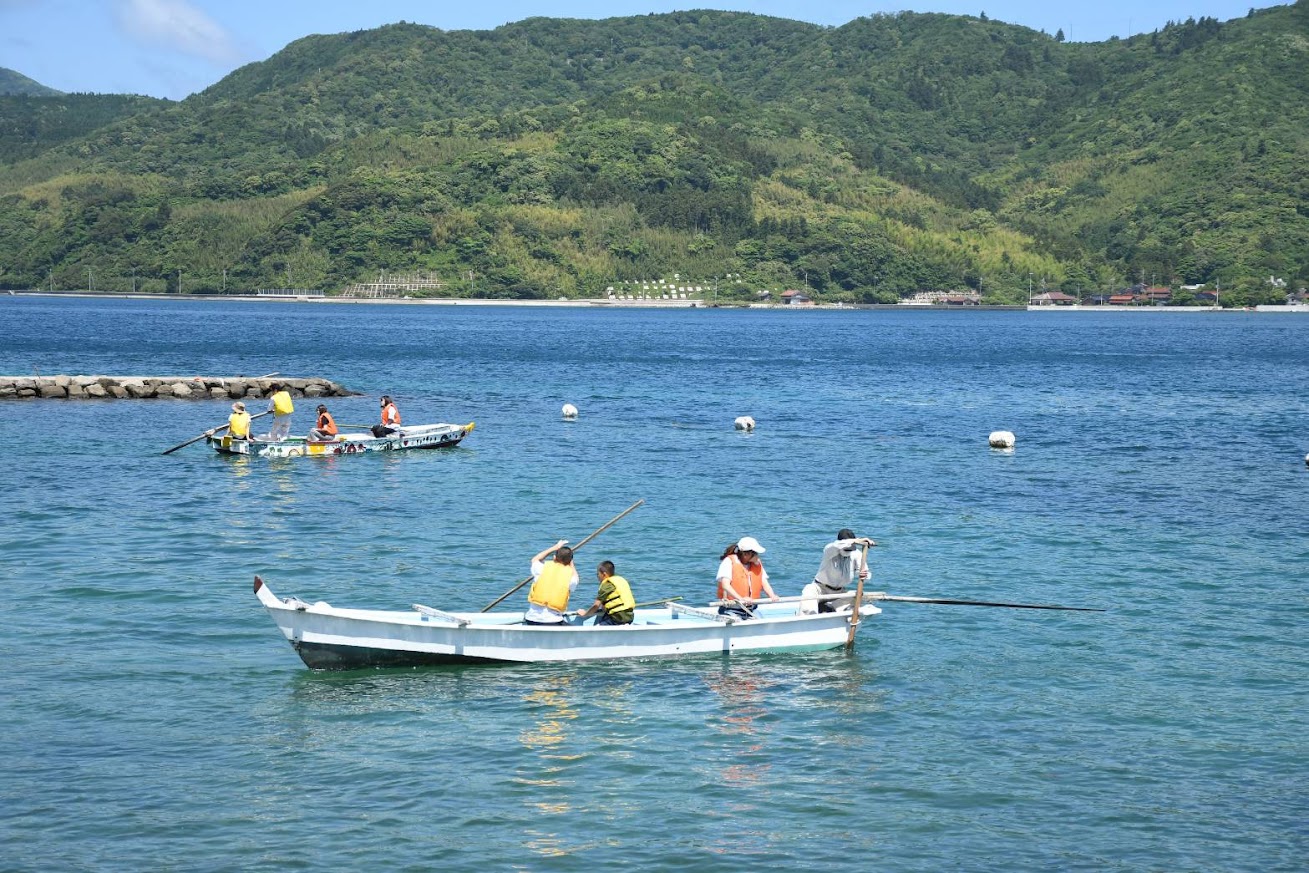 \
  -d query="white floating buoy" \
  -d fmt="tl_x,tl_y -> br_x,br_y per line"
734,416 -> 755,432
988,430 -> 1016,449
562,403 -> 578,421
